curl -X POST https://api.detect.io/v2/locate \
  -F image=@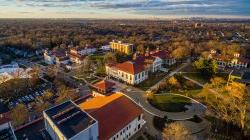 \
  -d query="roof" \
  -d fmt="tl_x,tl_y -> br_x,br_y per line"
151,50 -> 173,59
69,52 -> 85,60
0,116 -> 10,125
92,80 -> 115,92
79,93 -> 143,140
44,101 -> 96,139
114,61 -> 146,75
